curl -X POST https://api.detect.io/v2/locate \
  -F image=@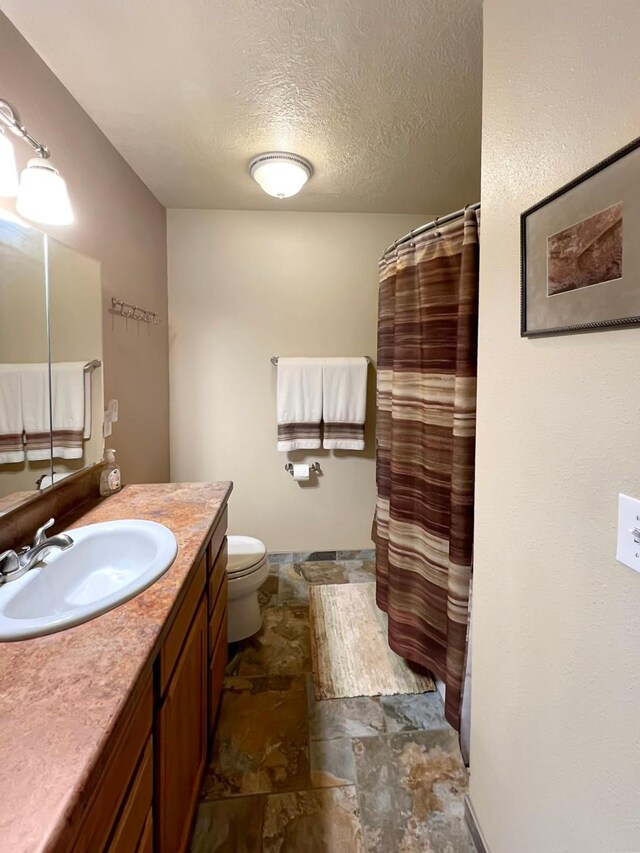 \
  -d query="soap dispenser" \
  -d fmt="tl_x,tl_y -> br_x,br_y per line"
100,449 -> 122,496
